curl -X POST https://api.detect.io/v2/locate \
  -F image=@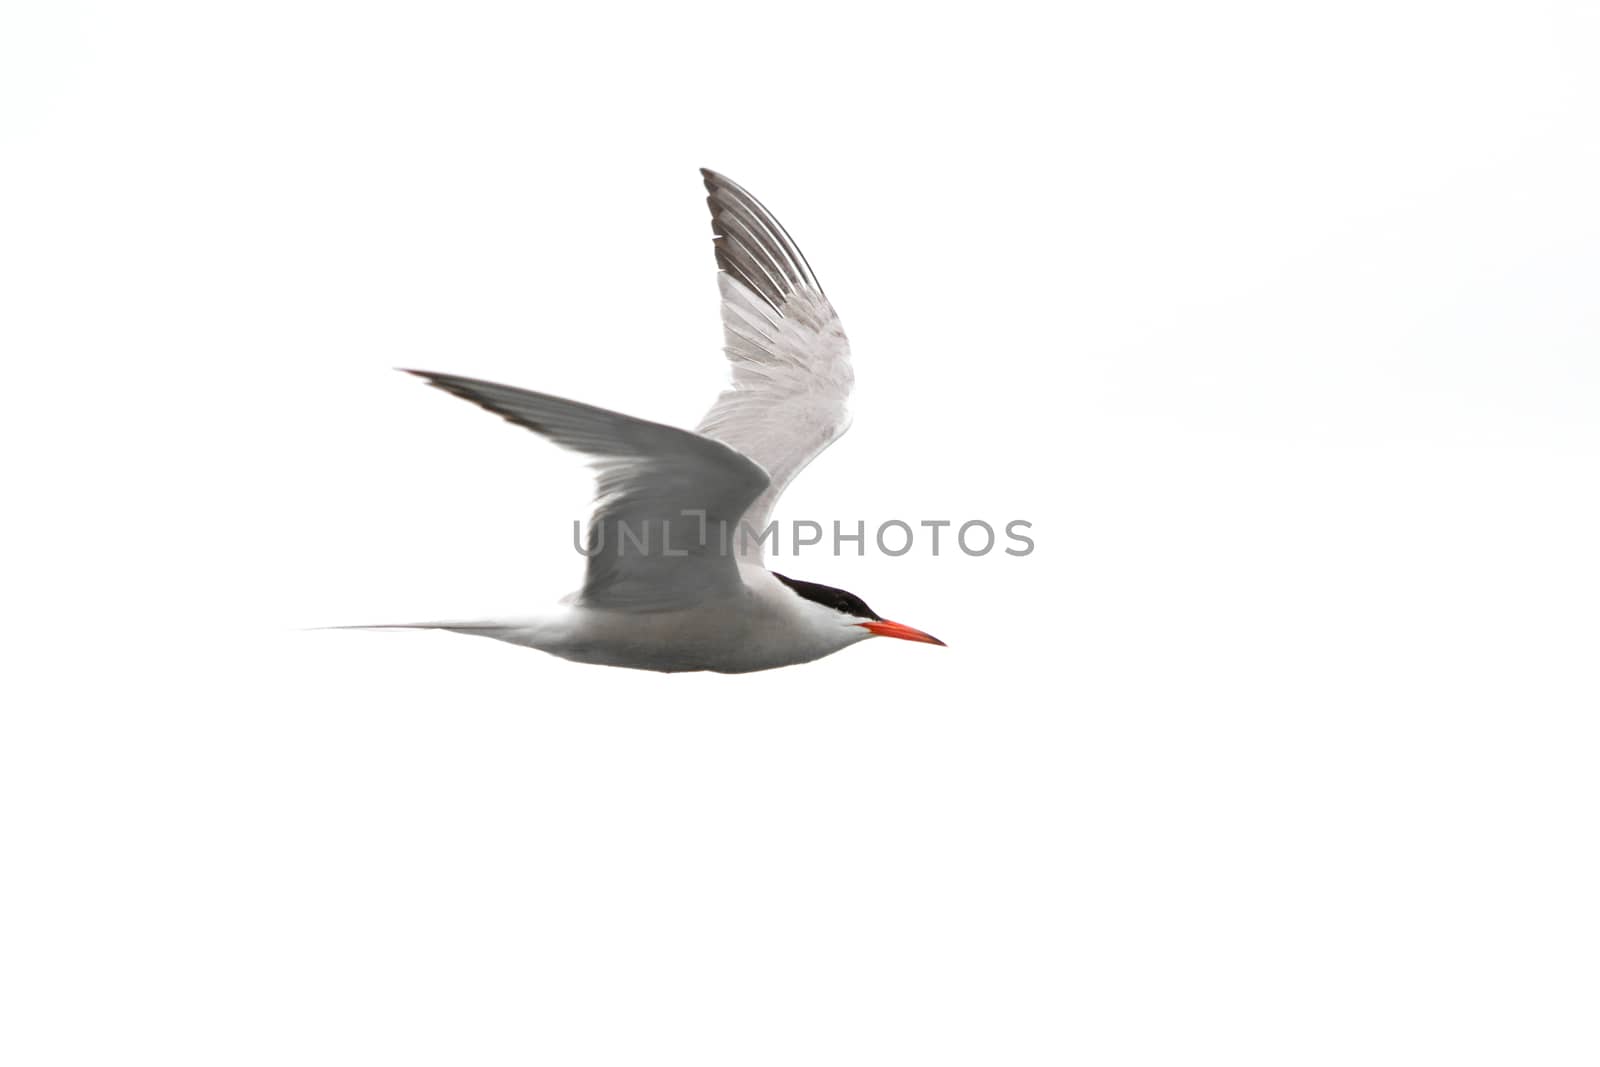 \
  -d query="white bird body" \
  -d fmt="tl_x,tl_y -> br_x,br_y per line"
425,567 -> 875,674
341,170 -> 943,673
